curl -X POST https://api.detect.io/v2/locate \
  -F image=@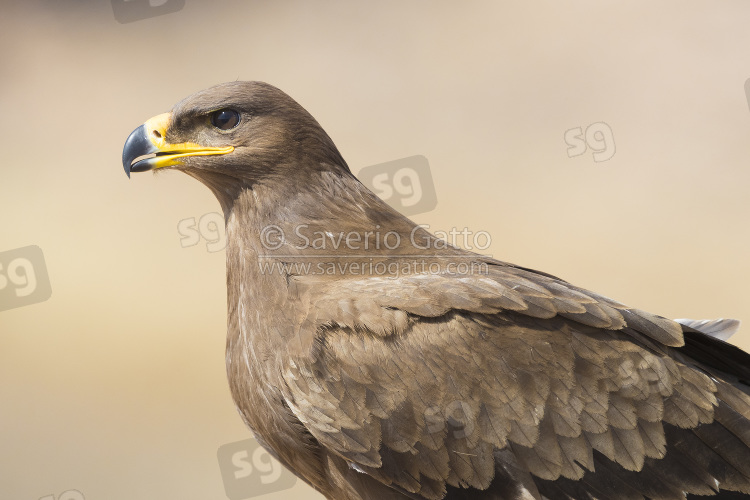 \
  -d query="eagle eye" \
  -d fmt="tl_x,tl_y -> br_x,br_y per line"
210,109 -> 241,130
